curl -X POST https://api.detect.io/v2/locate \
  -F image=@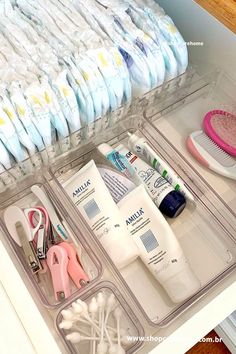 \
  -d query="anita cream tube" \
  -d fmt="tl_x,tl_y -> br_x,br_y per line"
118,185 -> 200,303
63,160 -> 139,269
128,133 -> 195,202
